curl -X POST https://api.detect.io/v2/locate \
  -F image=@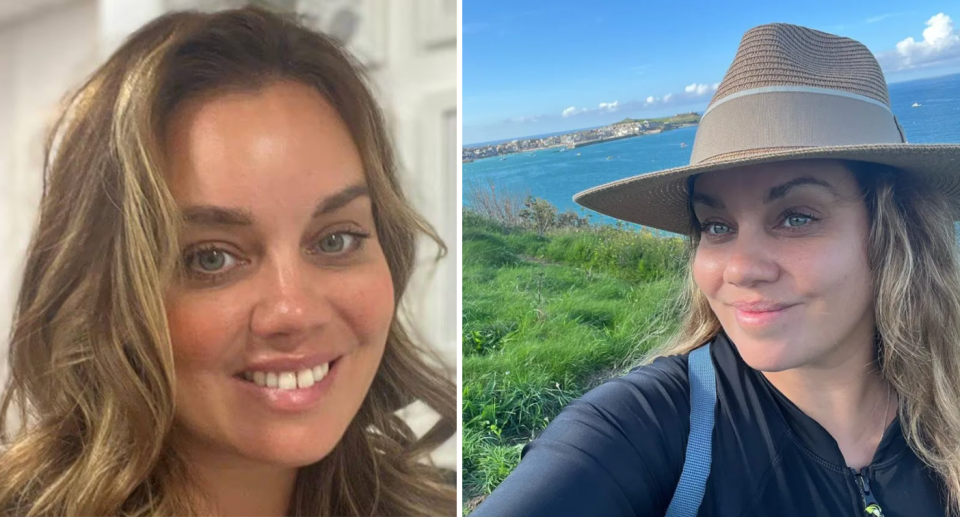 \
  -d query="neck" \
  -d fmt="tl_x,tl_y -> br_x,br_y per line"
180,438 -> 298,517
761,329 -> 895,469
